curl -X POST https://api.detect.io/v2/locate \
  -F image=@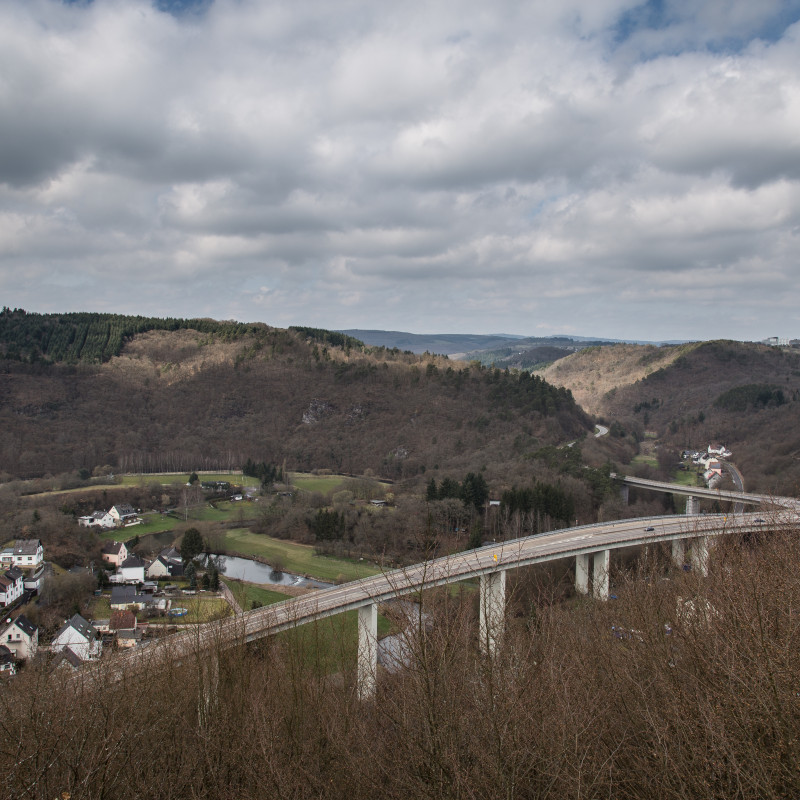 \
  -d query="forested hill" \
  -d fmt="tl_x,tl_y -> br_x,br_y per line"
0,308 -> 276,364
541,339 -> 800,493
0,320 -> 591,480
